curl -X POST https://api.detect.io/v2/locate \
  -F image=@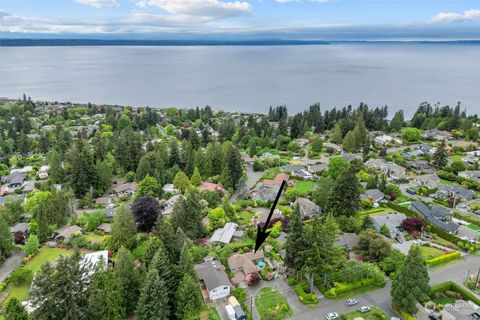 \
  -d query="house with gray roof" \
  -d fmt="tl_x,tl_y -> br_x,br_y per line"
294,197 -> 322,218
209,222 -> 240,245
194,259 -> 231,301
458,170 -> 480,183
435,185 -> 475,201
413,173 -> 441,190
410,201 -> 459,234
361,189 -> 385,203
